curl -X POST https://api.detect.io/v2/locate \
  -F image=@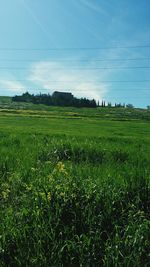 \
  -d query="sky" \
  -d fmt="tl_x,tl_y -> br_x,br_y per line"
0,0 -> 150,107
